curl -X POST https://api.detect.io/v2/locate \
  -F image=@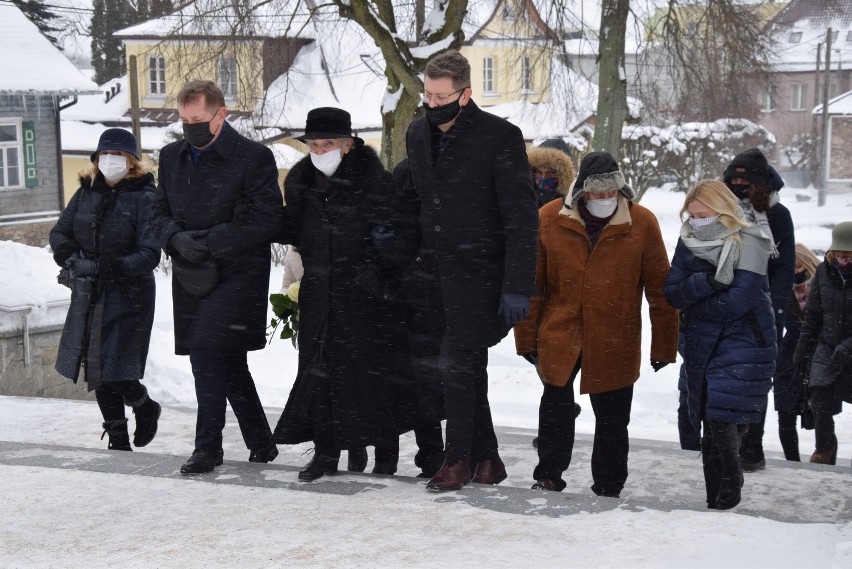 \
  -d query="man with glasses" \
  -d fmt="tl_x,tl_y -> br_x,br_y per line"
152,79 -> 284,474
402,50 -> 538,491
